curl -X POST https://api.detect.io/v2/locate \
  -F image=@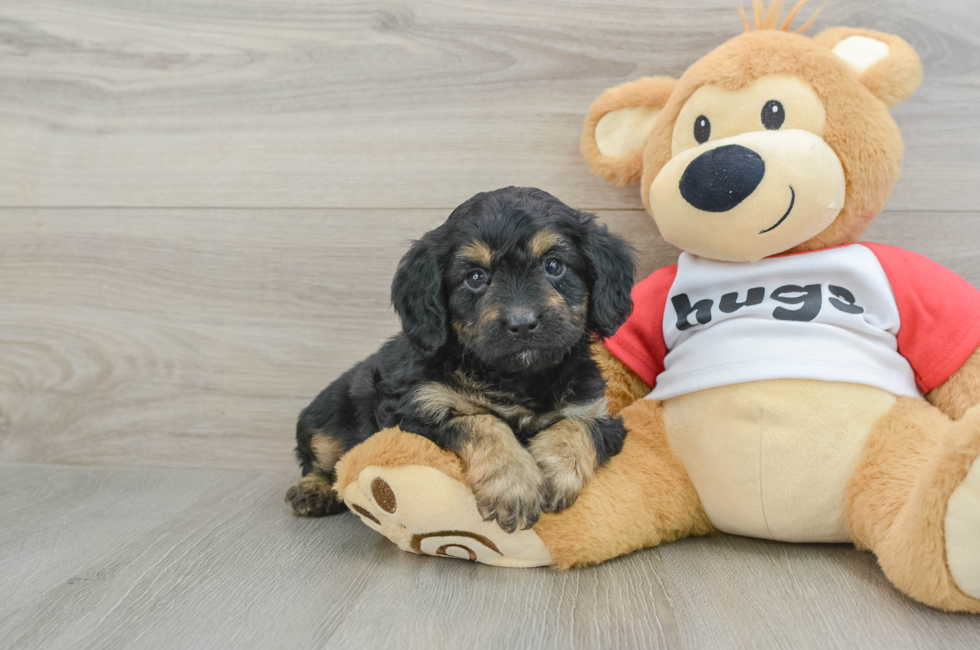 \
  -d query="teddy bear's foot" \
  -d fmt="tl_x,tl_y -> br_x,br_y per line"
945,407 -> 980,599
342,463 -> 553,568
848,397 -> 980,612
